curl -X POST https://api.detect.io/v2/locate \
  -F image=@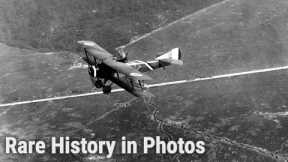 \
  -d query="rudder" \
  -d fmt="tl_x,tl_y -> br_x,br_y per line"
156,48 -> 183,65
